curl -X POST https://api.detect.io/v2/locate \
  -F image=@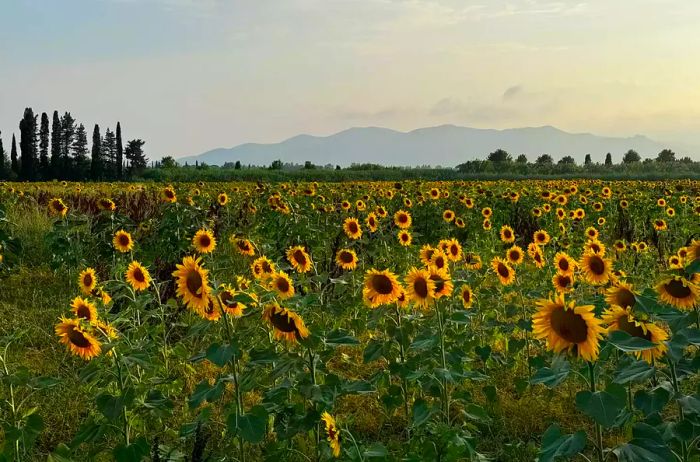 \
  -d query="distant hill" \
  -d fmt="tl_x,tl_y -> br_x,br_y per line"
177,125 -> 688,167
